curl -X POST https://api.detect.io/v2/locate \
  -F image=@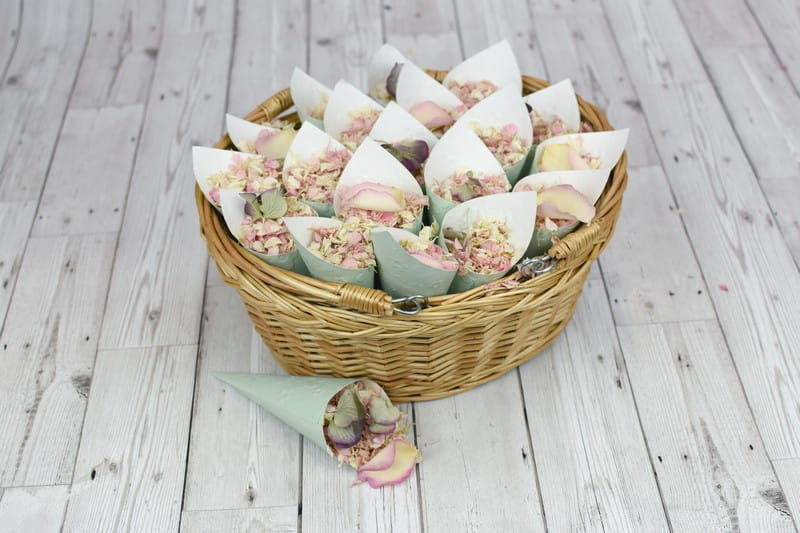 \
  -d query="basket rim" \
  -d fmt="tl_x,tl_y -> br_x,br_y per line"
196,72 -> 628,317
